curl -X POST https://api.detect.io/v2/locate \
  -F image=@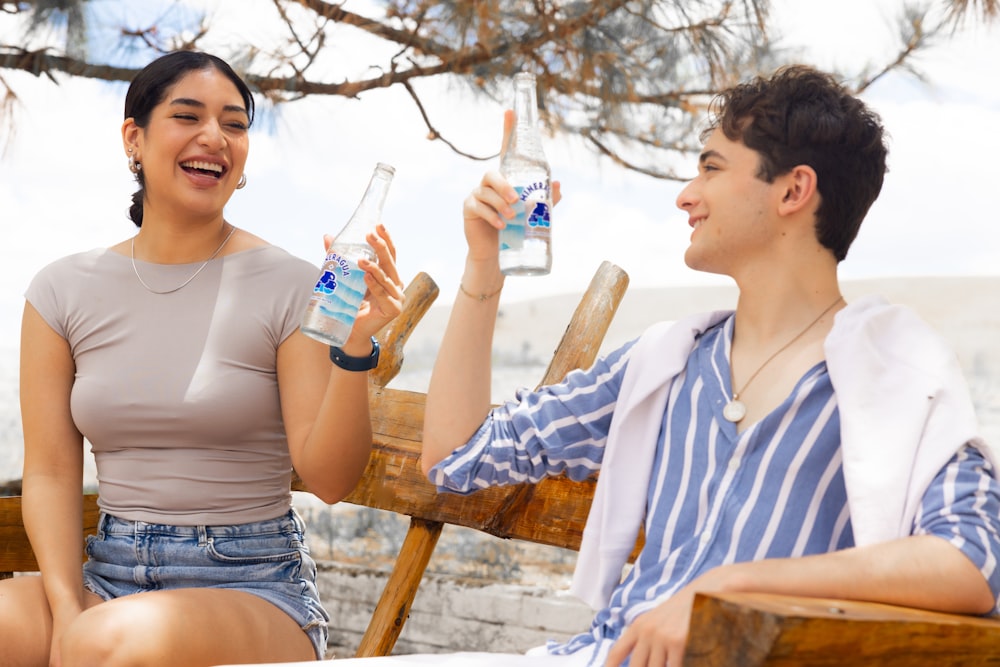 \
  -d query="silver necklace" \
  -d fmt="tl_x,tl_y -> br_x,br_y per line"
131,225 -> 237,295
723,295 -> 844,423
